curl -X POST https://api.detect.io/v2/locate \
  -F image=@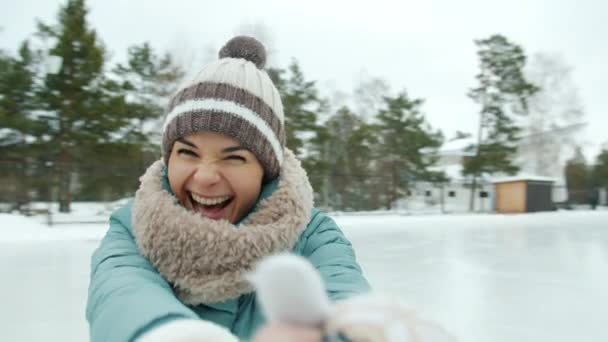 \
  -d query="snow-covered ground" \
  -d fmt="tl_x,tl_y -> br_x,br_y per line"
1,208 -> 607,341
